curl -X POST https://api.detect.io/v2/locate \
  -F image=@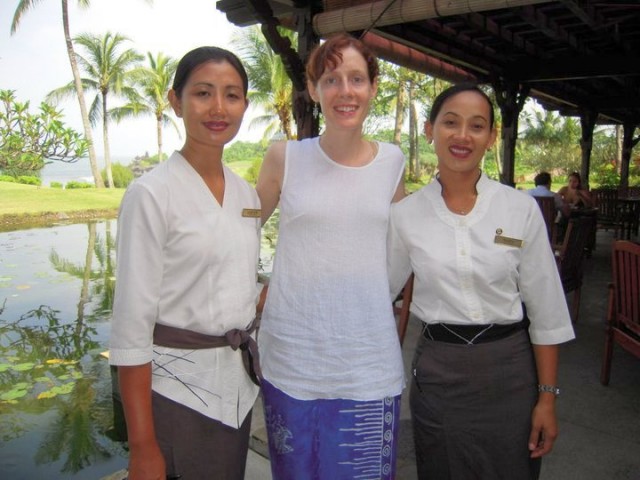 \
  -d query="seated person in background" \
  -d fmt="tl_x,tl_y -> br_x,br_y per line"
528,171 -> 571,218
557,171 -> 593,209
